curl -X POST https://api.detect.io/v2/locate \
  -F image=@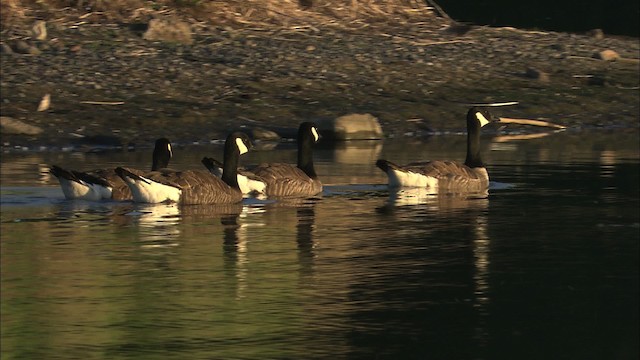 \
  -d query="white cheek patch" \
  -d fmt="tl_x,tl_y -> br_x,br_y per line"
476,112 -> 490,127
236,138 -> 249,155
167,143 -> 173,158
312,127 -> 319,142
